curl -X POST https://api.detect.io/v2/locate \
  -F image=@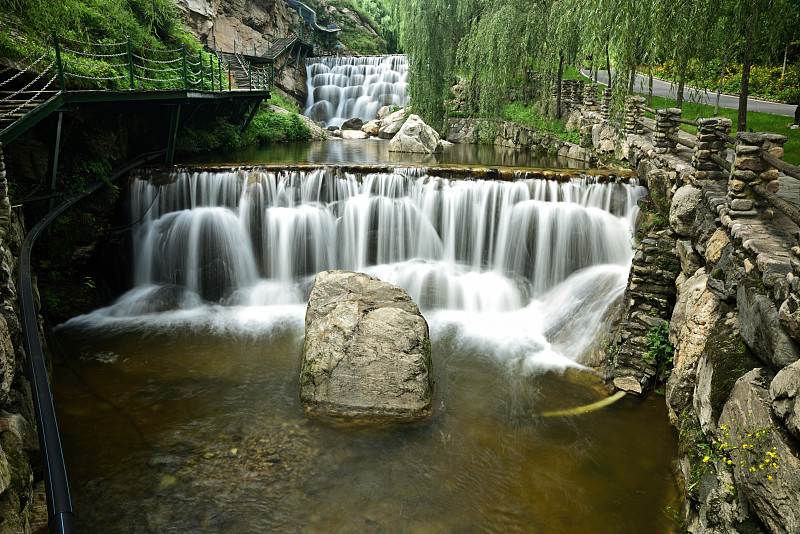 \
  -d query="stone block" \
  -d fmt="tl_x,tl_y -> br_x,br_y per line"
738,282 -> 800,369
